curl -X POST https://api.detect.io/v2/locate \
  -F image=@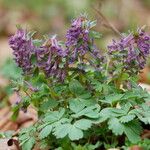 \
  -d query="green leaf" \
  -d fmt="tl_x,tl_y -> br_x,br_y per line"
68,125 -> 83,141
74,119 -> 92,130
89,20 -> 97,28
43,108 -> 65,122
33,67 -> 39,77
88,142 -> 102,150
72,104 -> 100,119
39,124 -> 53,139
54,121 -> 86,141
120,73 -> 129,81
99,108 -> 112,121
11,104 -> 20,121
110,108 -> 126,117
78,92 -> 91,99
22,137 -> 35,150
123,121 -> 142,143
104,94 -> 124,104
33,39 -> 42,46
0,131 -> 14,139
16,24 -> 22,29
108,118 -> 124,135
100,107 -> 125,119
42,84 -> 50,93
0,132 -> 4,138
54,124 -> 70,139
119,114 -> 135,123
40,99 -> 58,111
131,103 -> 150,124
0,59 -> 22,80
19,134 -> 29,141
69,79 -> 84,95
30,54 -> 37,65
89,31 -> 102,39
69,98 -> 85,113
91,80 -> 103,92
19,126 -> 35,134
27,31 -> 36,38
